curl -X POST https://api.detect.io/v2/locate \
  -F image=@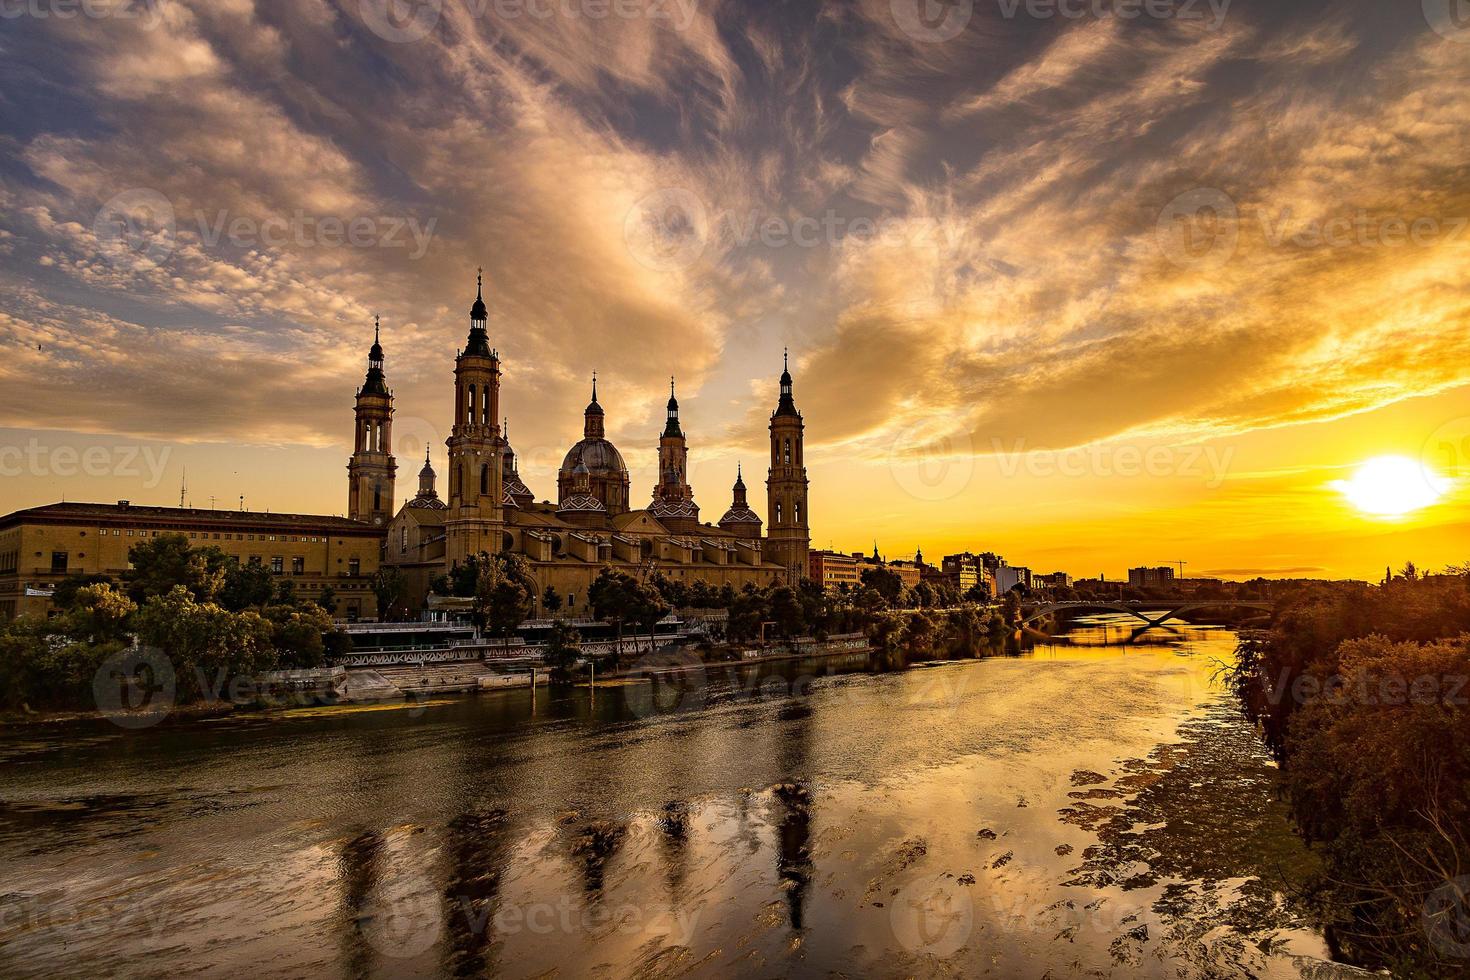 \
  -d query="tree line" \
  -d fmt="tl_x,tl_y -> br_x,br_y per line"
1225,564 -> 1470,974
0,533 -> 350,716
